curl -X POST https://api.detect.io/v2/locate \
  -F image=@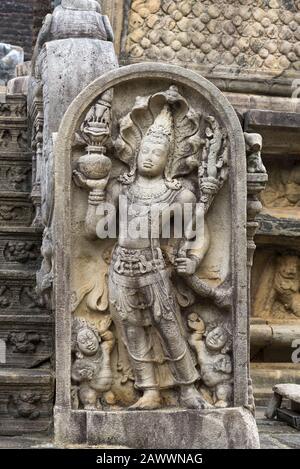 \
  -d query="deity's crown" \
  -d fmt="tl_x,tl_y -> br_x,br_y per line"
144,105 -> 174,145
